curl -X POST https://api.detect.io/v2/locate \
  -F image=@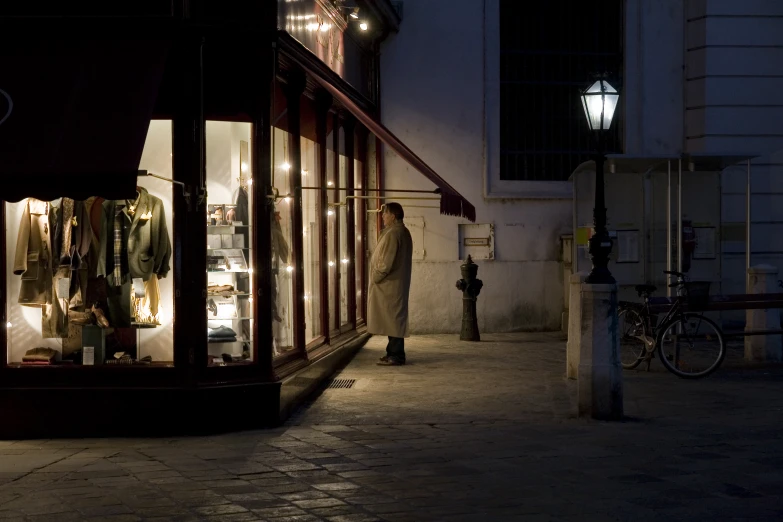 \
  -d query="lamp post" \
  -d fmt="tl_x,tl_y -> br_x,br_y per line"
580,79 -> 619,285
